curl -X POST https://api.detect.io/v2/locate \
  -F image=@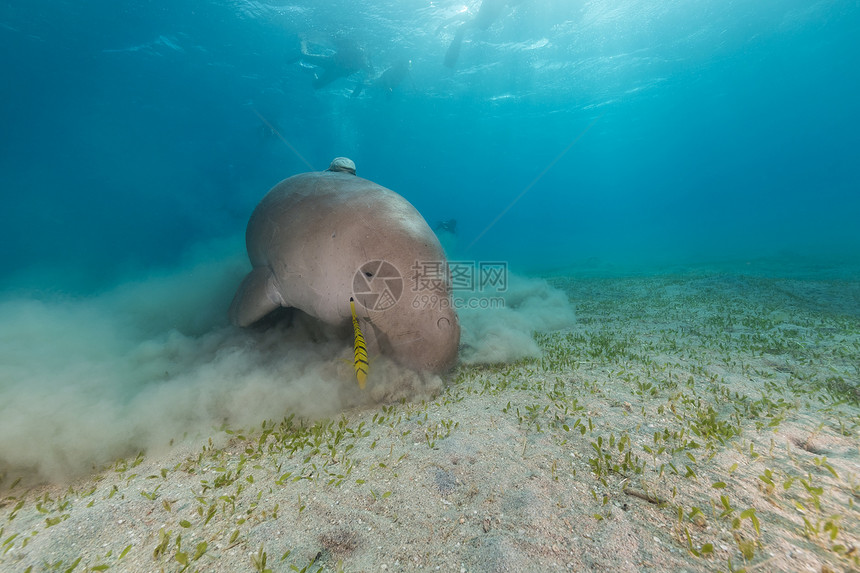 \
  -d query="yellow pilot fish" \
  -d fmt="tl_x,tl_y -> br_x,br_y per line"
350,297 -> 368,389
